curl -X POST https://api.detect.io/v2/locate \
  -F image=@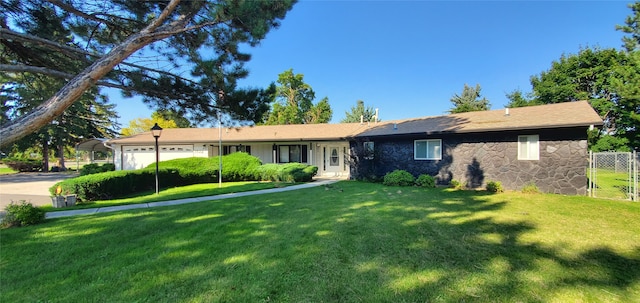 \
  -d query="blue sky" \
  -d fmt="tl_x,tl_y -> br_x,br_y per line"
113,0 -> 631,127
